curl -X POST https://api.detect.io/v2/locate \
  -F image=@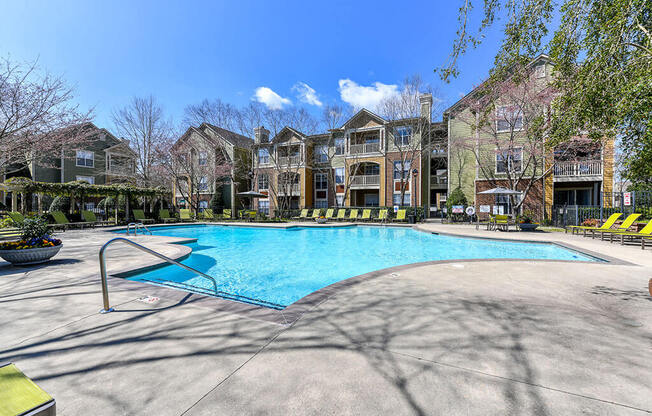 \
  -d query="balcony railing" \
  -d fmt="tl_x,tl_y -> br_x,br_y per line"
277,183 -> 301,195
430,175 -> 448,186
278,156 -> 302,166
553,160 -> 602,177
350,143 -> 380,154
350,175 -> 380,188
